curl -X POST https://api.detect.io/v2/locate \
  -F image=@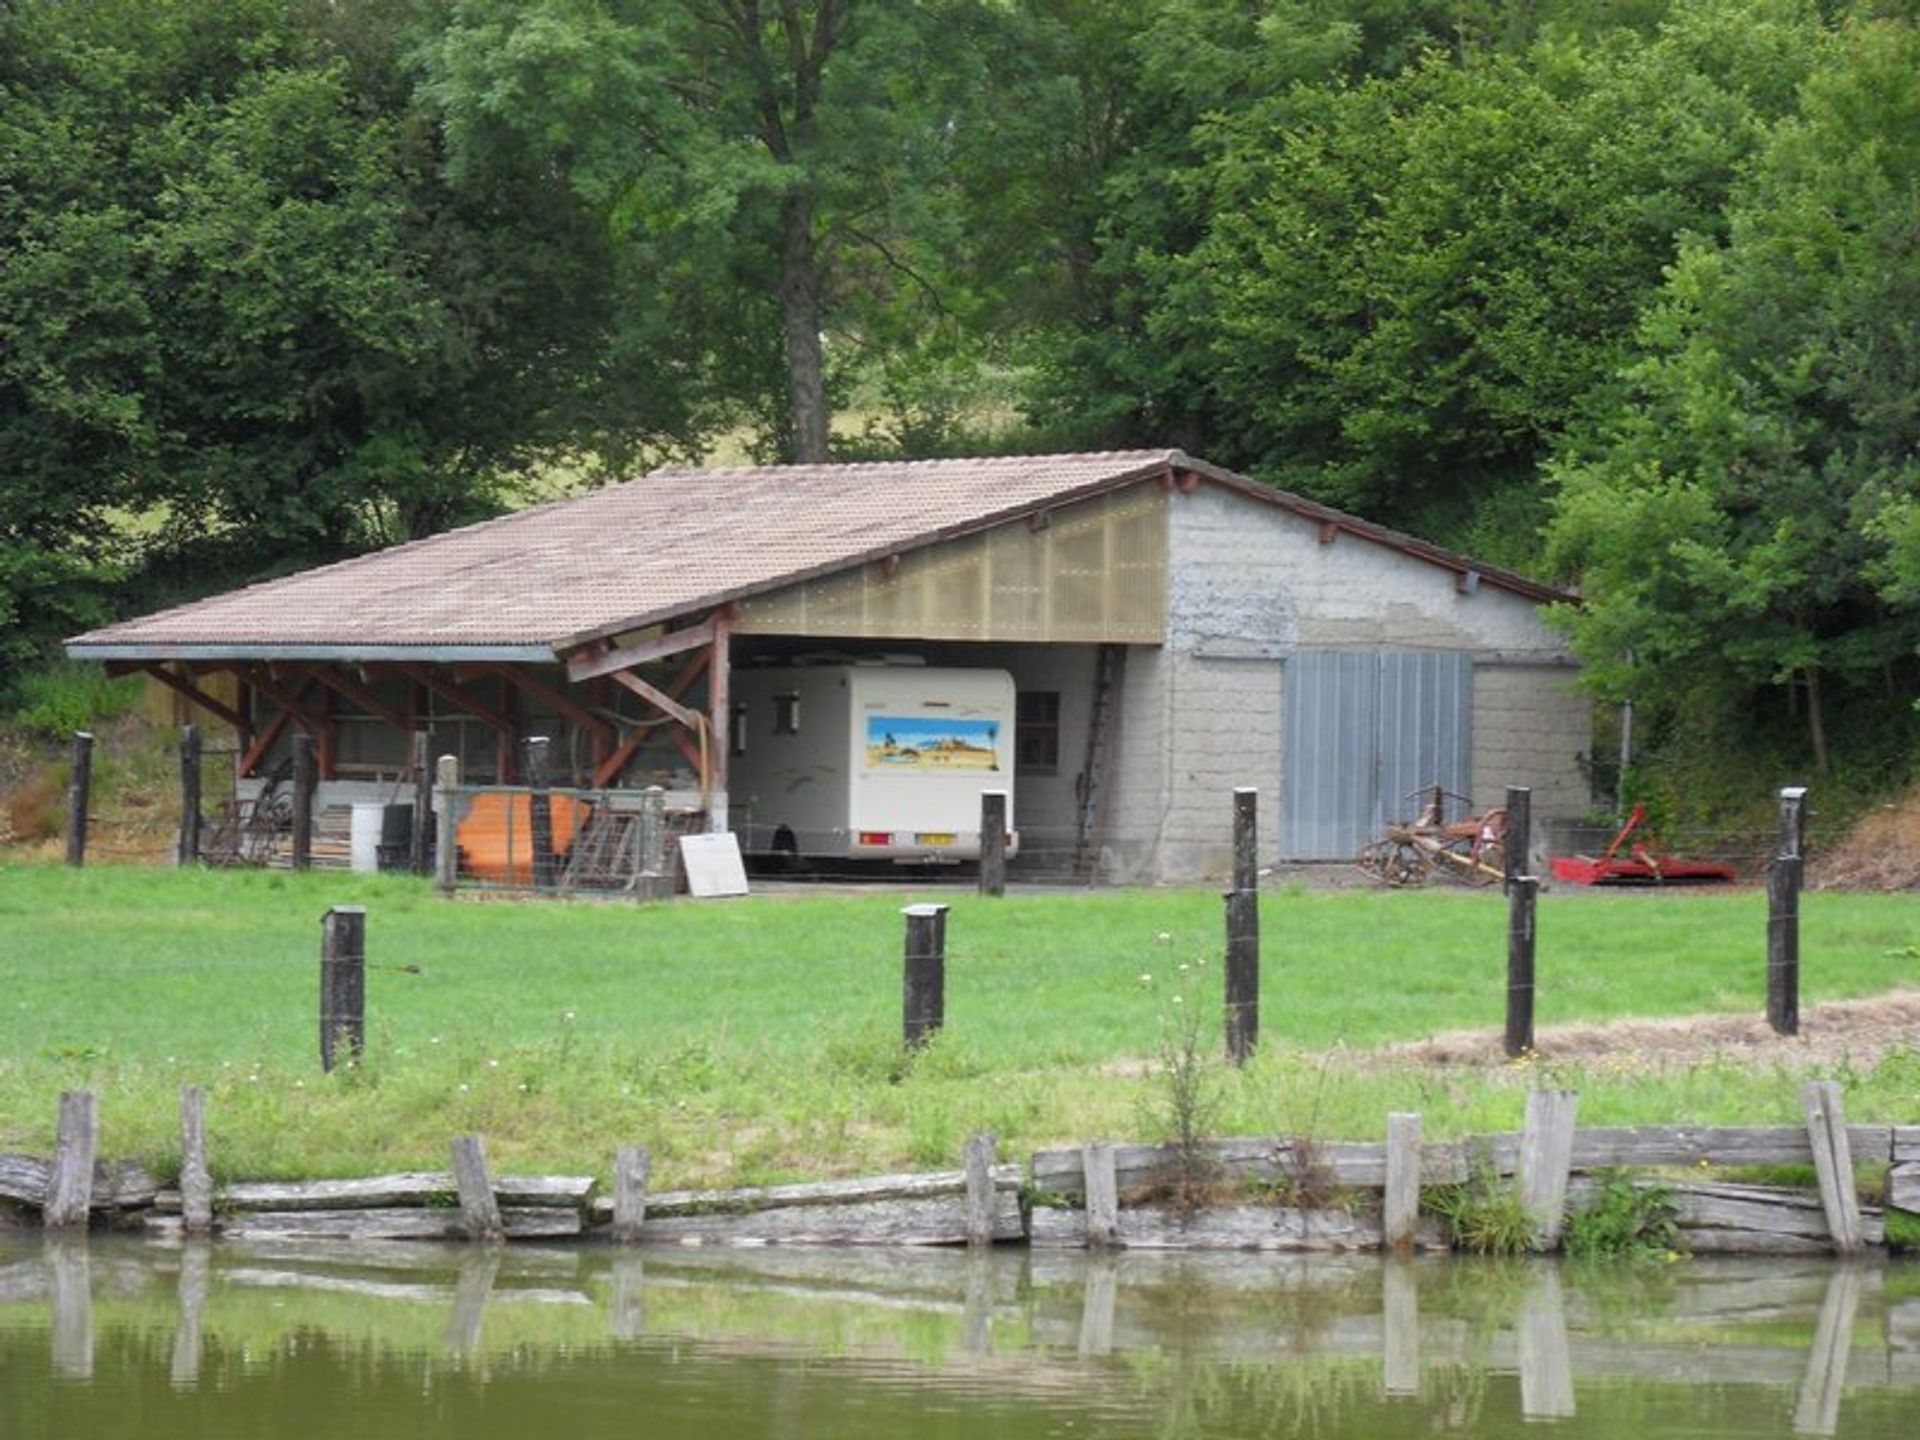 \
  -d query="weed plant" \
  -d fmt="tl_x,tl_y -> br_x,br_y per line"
1563,1171 -> 1681,1260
